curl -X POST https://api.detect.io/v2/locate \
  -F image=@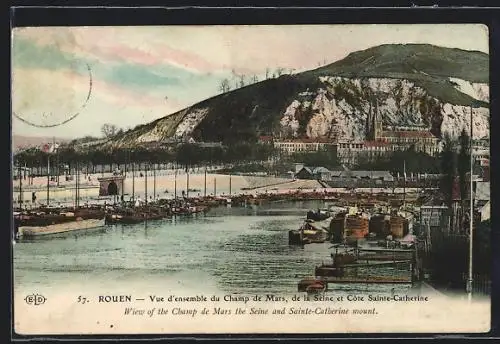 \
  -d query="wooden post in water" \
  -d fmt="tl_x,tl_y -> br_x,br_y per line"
204,167 -> 207,197
214,177 -> 217,197
229,173 -> 232,196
